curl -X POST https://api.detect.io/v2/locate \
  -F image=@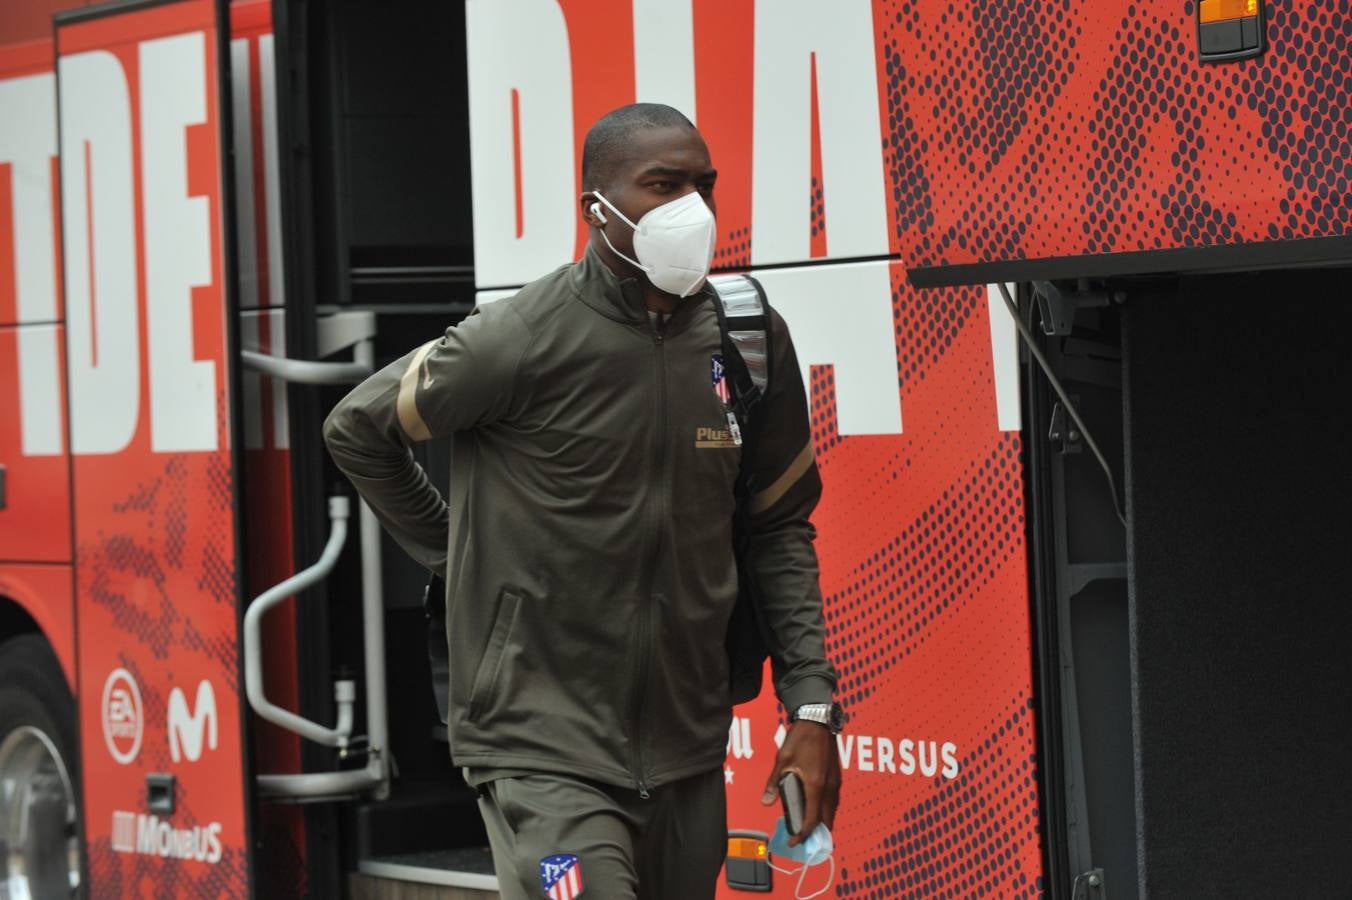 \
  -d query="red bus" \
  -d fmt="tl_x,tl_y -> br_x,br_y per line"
1,1 -> 1348,897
